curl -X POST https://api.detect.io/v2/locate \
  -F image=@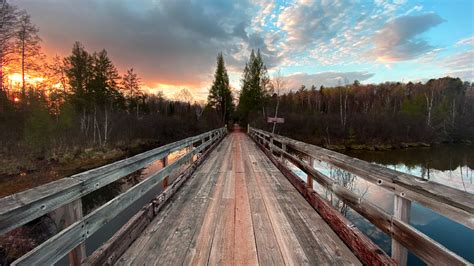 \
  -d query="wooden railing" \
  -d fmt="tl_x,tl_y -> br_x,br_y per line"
248,127 -> 473,265
0,127 -> 227,265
